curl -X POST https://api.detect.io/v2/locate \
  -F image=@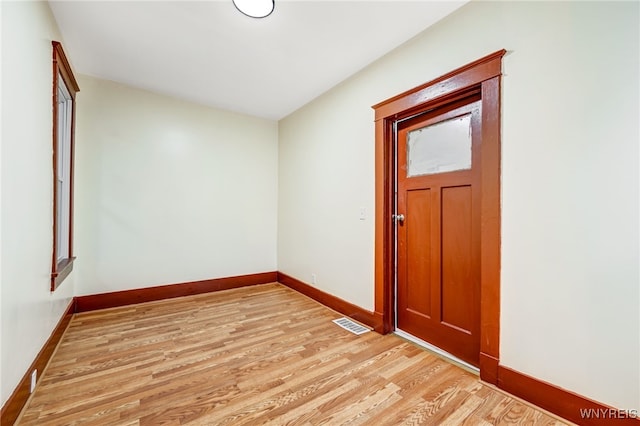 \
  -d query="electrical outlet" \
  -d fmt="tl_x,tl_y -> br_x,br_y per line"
311,273 -> 317,285
30,369 -> 37,393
